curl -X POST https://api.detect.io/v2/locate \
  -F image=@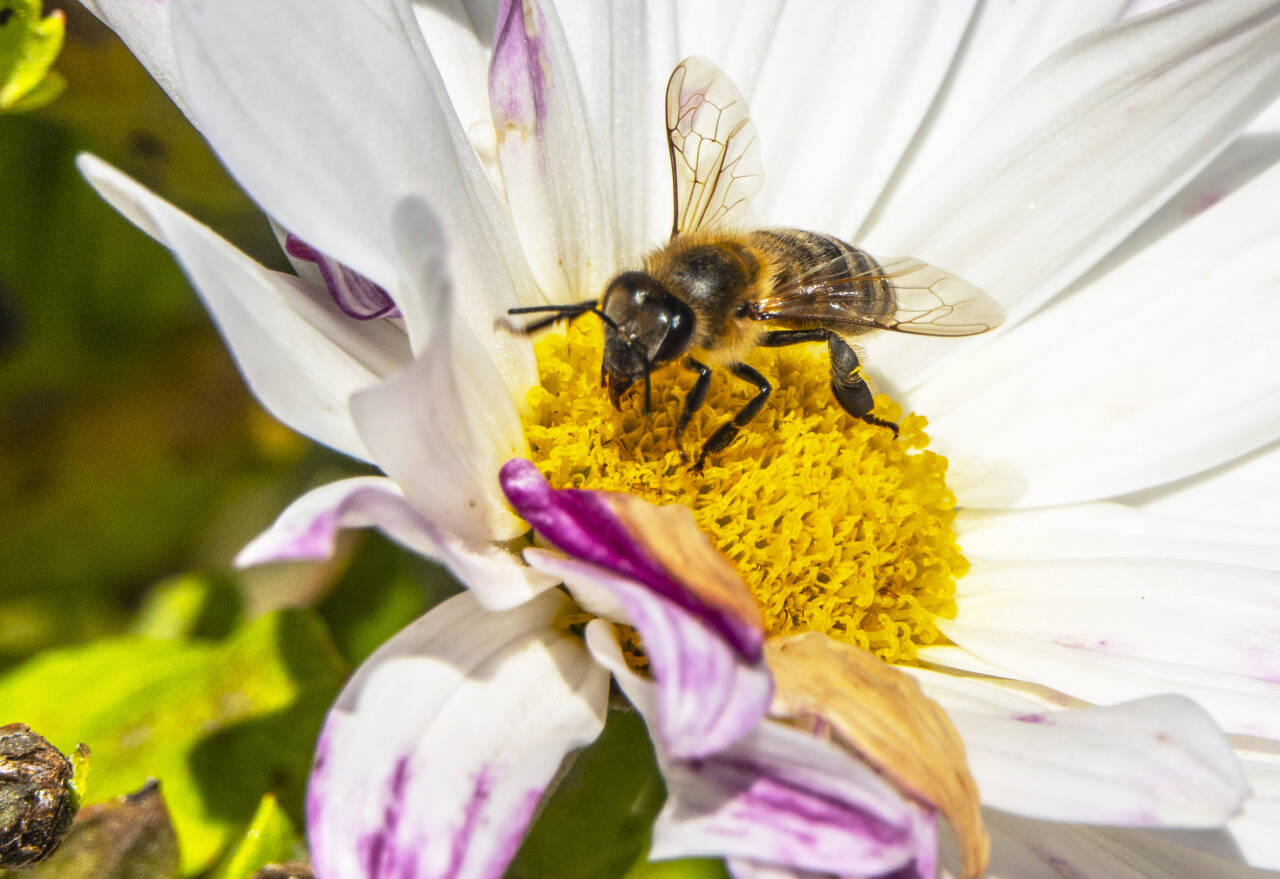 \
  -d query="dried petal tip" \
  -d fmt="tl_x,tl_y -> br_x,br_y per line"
0,722 -> 78,868
765,634 -> 989,879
